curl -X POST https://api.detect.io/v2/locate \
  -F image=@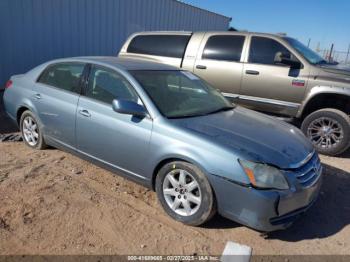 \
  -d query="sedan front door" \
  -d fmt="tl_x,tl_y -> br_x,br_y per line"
76,64 -> 152,179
